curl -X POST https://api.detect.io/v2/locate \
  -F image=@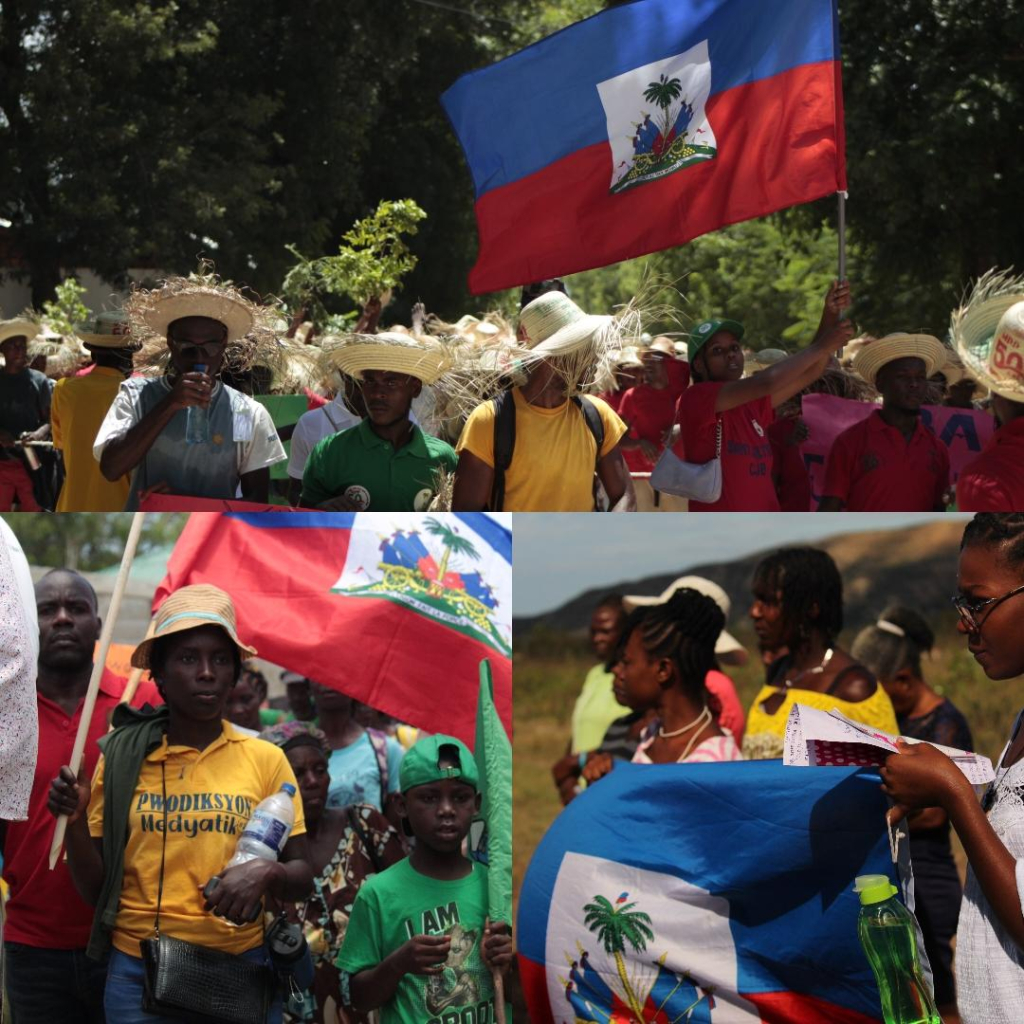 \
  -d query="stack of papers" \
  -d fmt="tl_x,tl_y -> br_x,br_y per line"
783,704 -> 995,785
